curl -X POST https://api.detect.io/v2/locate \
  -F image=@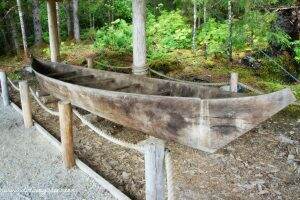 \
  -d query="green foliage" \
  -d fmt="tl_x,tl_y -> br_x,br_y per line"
82,28 -> 97,41
292,40 -> 300,63
94,10 -> 192,60
197,18 -> 229,57
94,19 -> 132,53
147,11 -> 192,60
